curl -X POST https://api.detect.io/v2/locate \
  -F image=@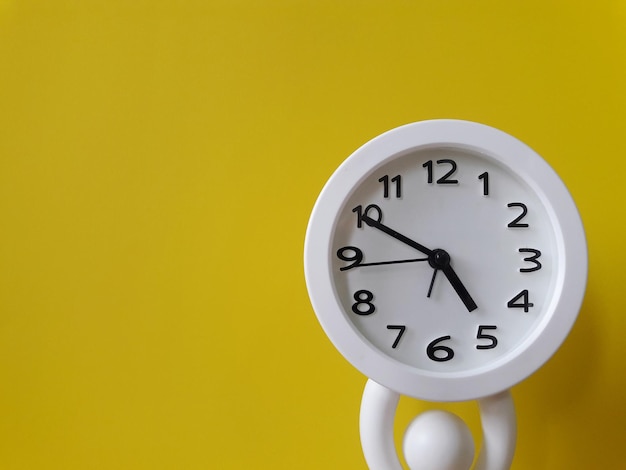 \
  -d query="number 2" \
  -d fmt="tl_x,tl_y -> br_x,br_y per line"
507,202 -> 529,228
